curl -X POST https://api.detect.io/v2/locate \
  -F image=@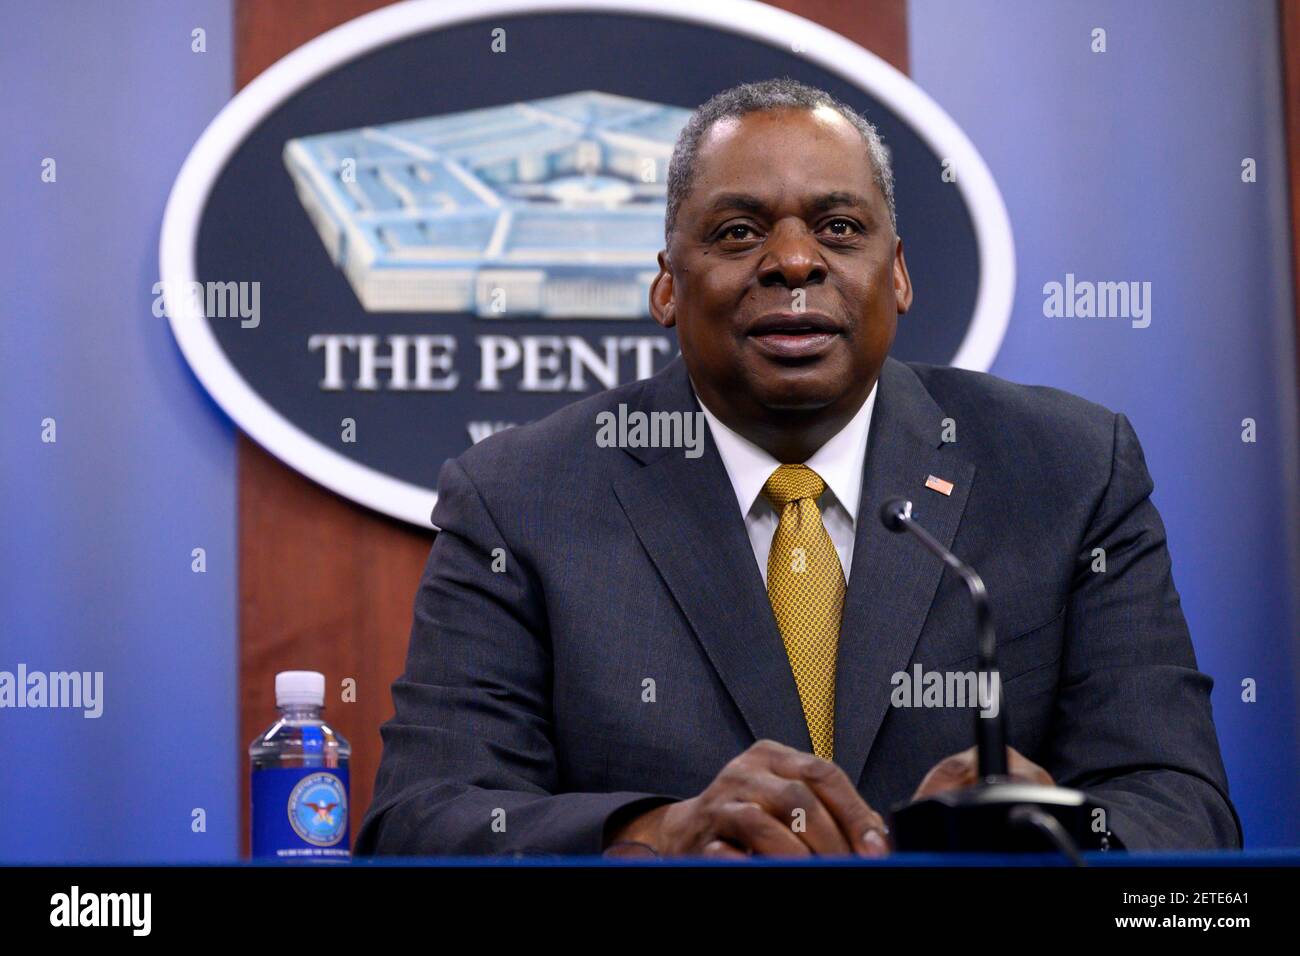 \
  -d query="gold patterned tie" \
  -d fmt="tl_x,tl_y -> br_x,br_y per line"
762,464 -> 845,760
